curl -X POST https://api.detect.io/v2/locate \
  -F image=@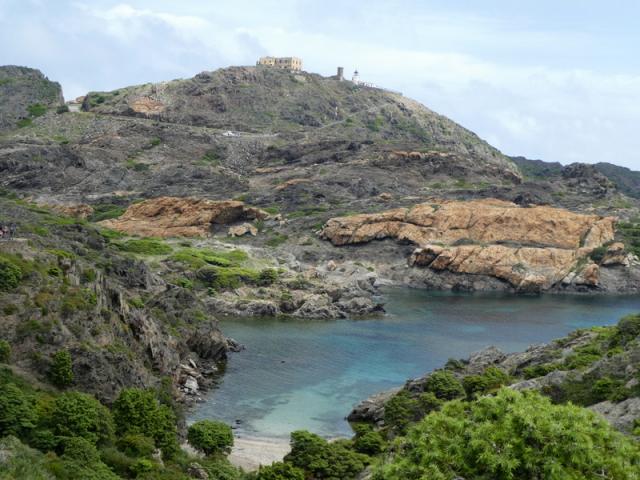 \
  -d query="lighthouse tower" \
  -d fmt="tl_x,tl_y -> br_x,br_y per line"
352,69 -> 360,85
